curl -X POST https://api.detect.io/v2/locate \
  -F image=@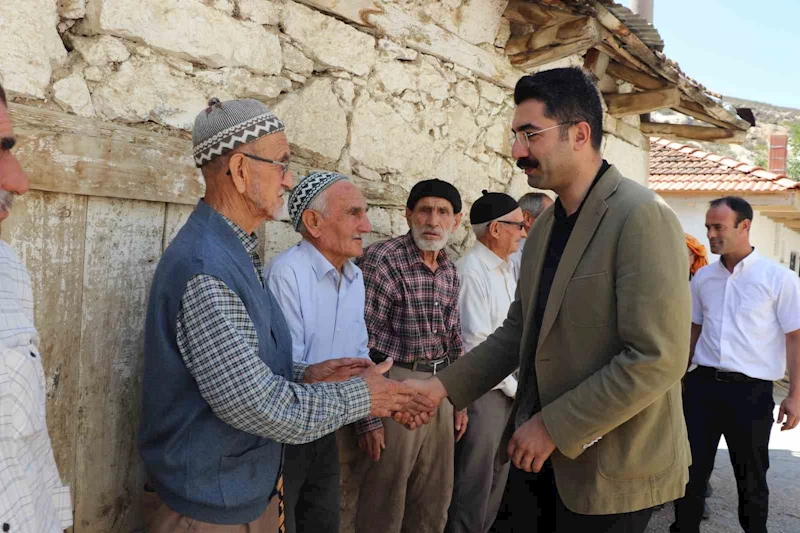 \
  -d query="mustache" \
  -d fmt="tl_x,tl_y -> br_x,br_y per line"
516,158 -> 539,170
0,191 -> 15,212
